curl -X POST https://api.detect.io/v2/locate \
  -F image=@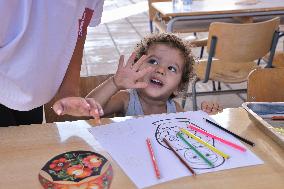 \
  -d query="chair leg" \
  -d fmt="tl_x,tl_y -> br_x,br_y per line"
218,82 -> 221,90
257,58 -> 261,65
212,81 -> 216,91
212,81 -> 221,91
149,21 -> 153,33
192,77 -> 199,111
200,46 -> 204,58
194,32 -> 205,59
